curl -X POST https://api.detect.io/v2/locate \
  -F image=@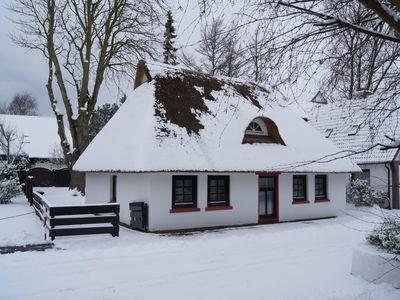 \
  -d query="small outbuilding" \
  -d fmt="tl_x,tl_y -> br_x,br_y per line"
0,114 -> 71,187
74,61 -> 360,231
